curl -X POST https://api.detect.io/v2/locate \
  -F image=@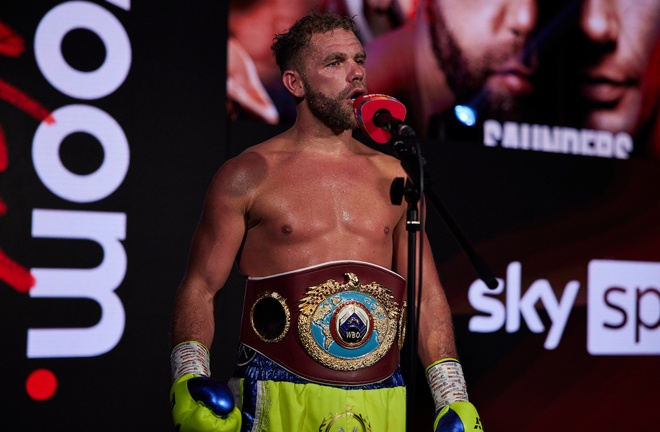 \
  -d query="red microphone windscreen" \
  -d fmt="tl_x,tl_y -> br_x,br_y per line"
353,94 -> 407,144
